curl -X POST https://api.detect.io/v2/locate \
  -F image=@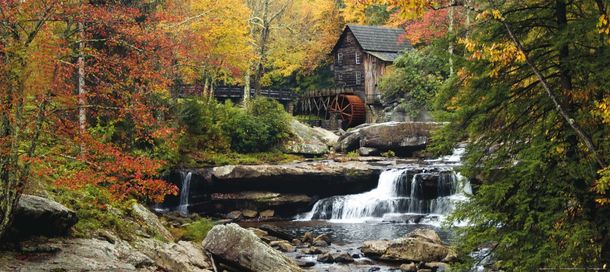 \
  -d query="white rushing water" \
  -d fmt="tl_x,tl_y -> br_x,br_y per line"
297,148 -> 470,225
177,171 -> 192,215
